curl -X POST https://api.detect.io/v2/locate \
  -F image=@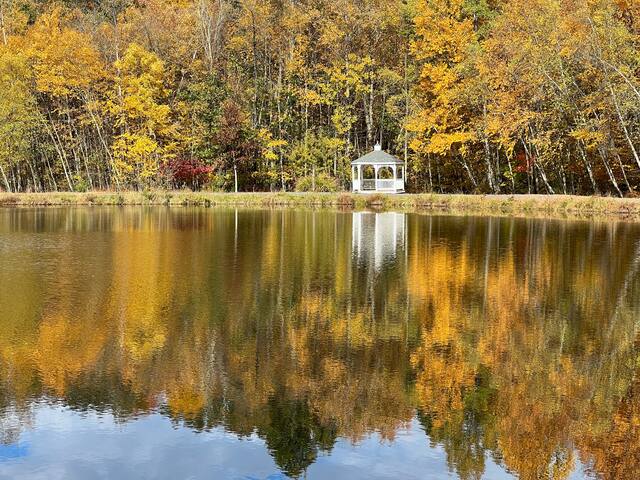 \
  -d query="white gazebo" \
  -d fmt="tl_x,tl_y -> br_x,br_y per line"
351,144 -> 405,193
